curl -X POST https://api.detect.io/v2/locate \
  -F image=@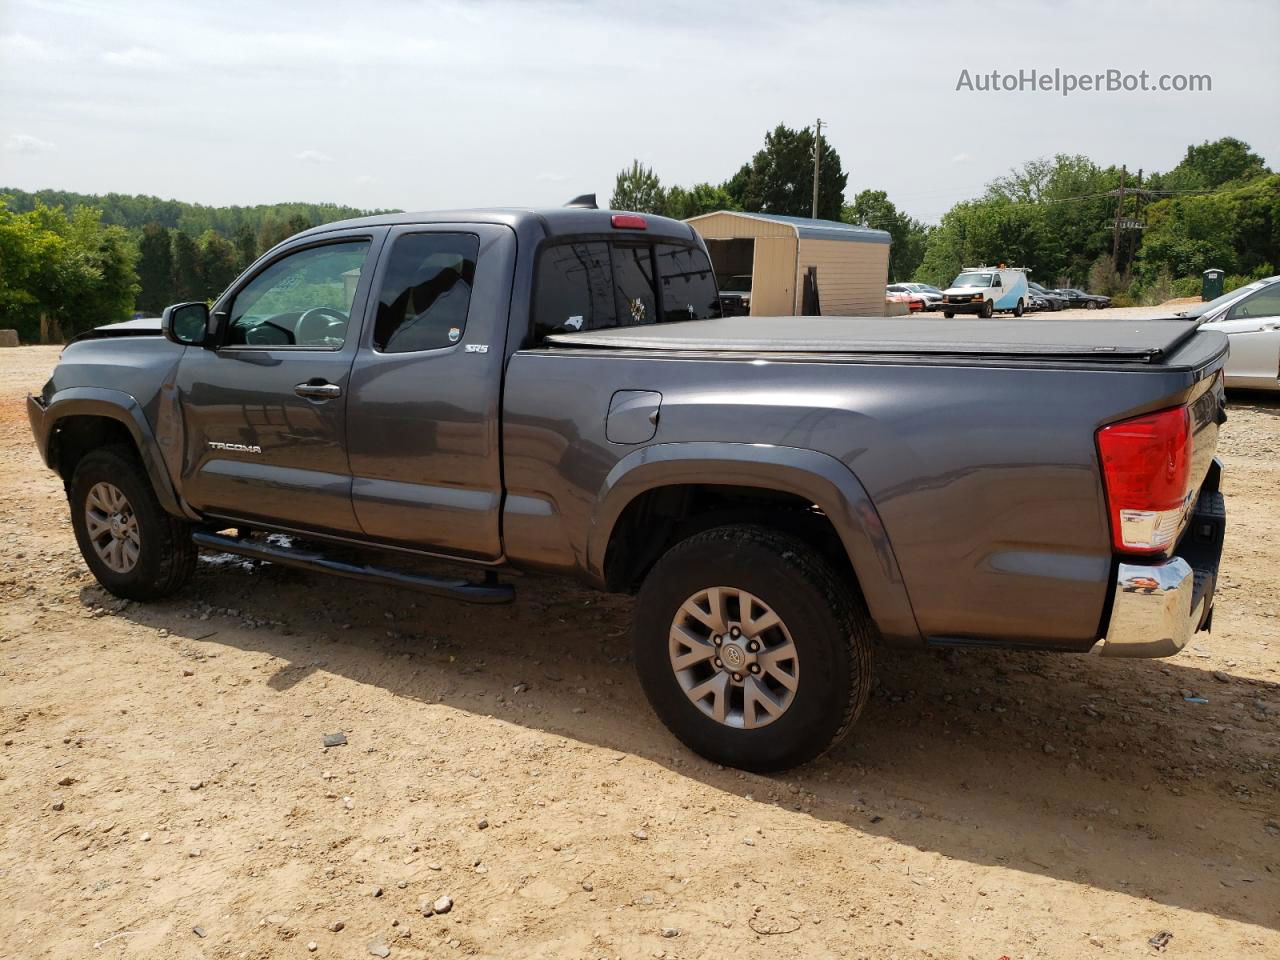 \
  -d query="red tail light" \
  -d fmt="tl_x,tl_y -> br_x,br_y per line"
1096,406 -> 1193,554
611,214 -> 647,230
